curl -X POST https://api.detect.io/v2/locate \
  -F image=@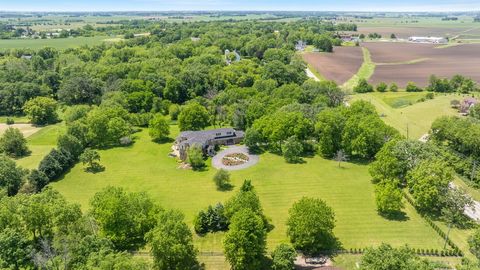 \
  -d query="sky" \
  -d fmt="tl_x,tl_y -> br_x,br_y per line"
0,0 -> 478,12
